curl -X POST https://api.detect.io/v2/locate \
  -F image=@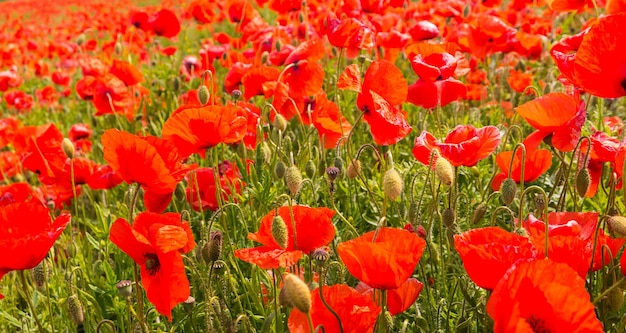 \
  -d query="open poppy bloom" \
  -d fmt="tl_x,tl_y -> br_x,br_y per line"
515,92 -> 585,152
186,162 -> 244,211
338,61 -> 411,146
161,103 -> 248,158
406,43 -> 467,109
412,125 -> 501,167
109,212 -> 195,320
337,228 -> 425,290
234,205 -> 335,269
491,132 -> 553,190
323,13 -> 375,50
356,278 -> 423,315
102,130 -> 195,212
288,284 -> 381,333
0,200 -> 71,300
110,60 -> 144,86
580,131 -> 621,197
487,258 -> 603,333
551,13 -> 626,98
